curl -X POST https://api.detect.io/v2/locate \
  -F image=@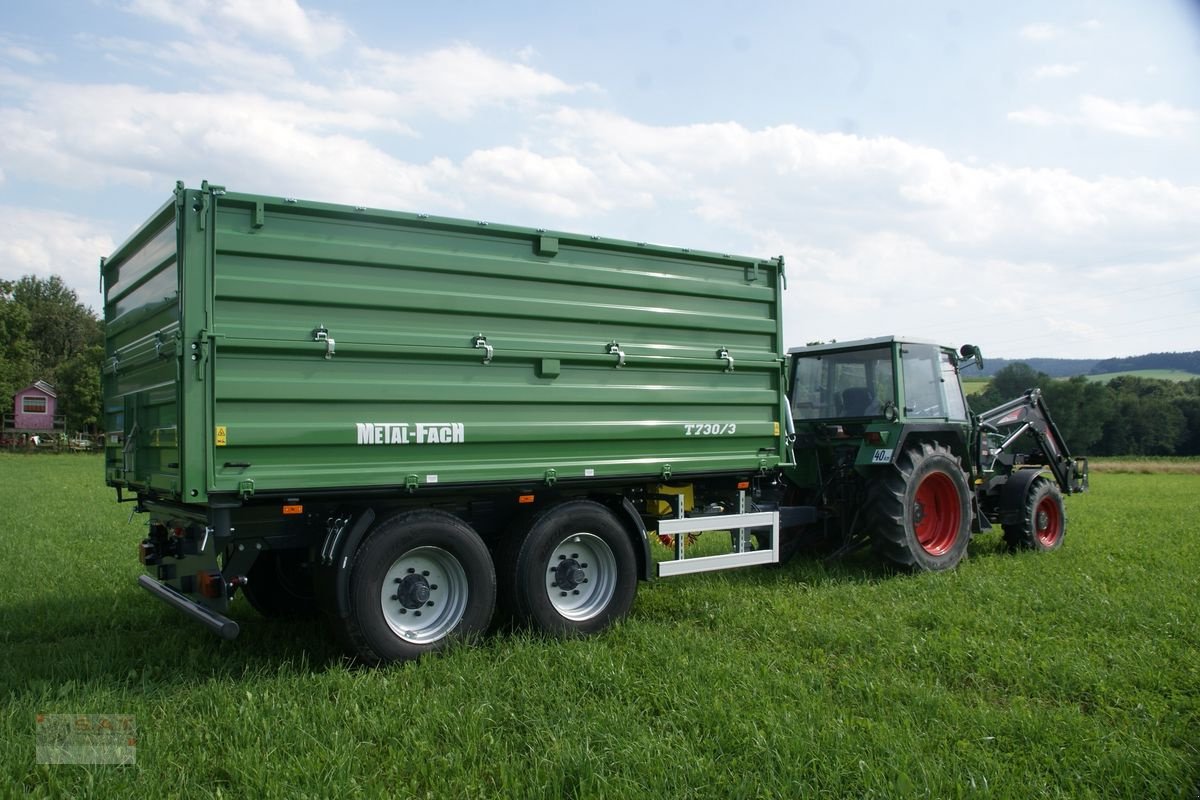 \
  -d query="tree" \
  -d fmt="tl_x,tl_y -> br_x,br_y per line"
56,345 -> 104,431
0,280 -> 37,404
11,275 -> 103,379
